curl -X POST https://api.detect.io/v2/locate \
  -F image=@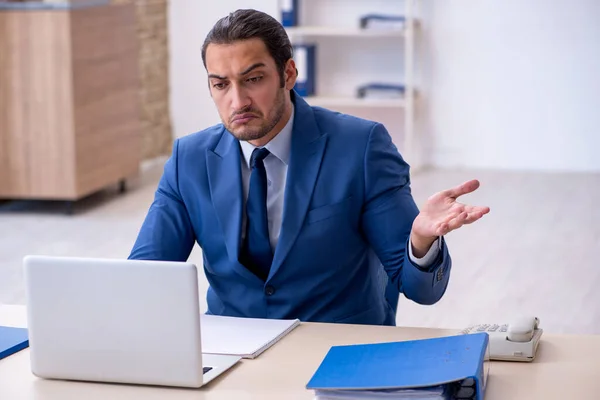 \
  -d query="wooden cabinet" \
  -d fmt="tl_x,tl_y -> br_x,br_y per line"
0,2 -> 141,201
